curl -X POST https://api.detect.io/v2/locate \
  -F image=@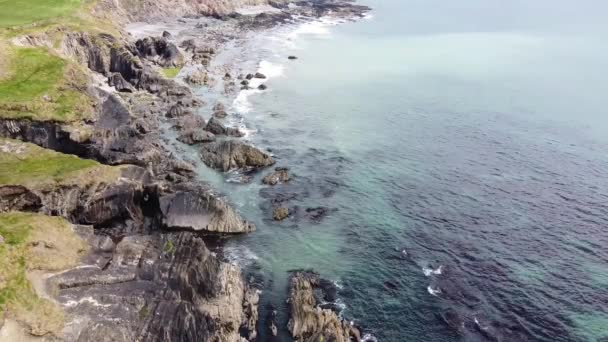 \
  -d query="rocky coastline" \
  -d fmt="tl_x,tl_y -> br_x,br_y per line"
0,0 -> 370,341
